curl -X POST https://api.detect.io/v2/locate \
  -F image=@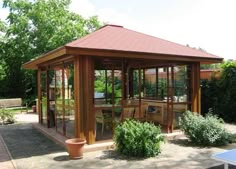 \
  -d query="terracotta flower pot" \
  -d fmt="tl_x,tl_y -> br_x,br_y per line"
65,138 -> 86,159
